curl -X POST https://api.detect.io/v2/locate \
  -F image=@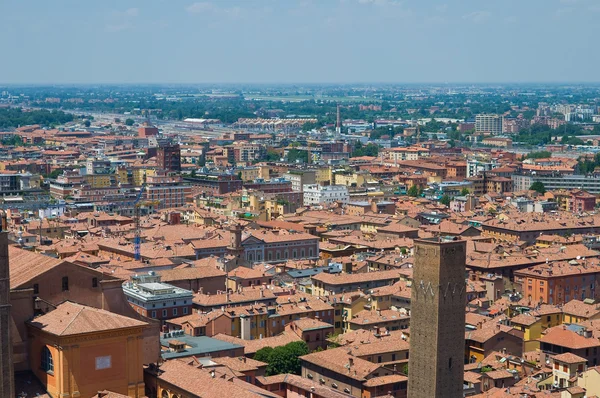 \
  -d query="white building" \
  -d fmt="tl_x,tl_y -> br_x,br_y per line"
466,159 -> 497,178
303,184 -> 349,206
